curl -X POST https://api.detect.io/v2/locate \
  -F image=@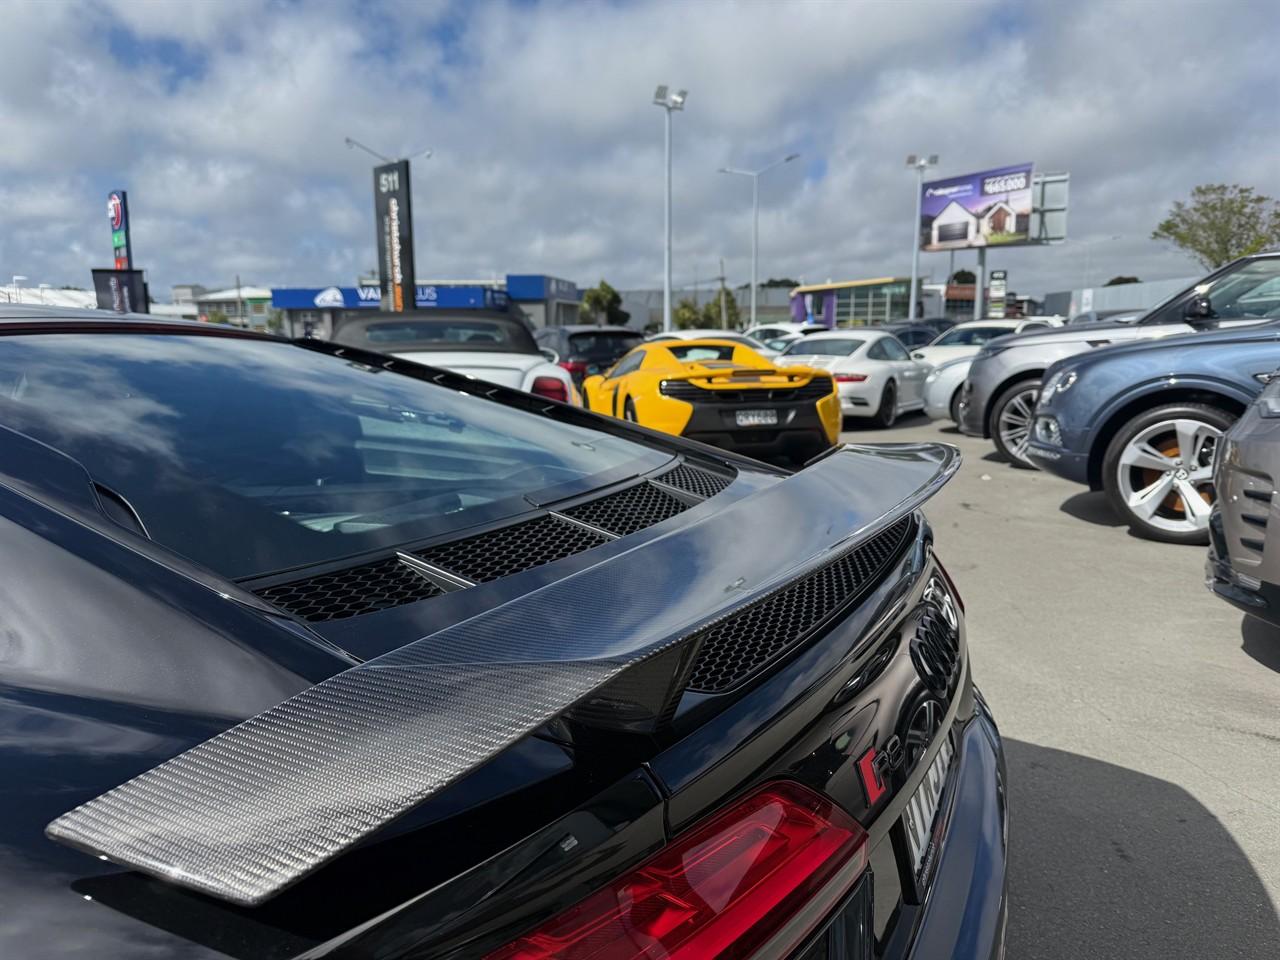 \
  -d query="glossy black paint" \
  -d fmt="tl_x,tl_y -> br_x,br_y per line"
0,318 -> 1005,958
